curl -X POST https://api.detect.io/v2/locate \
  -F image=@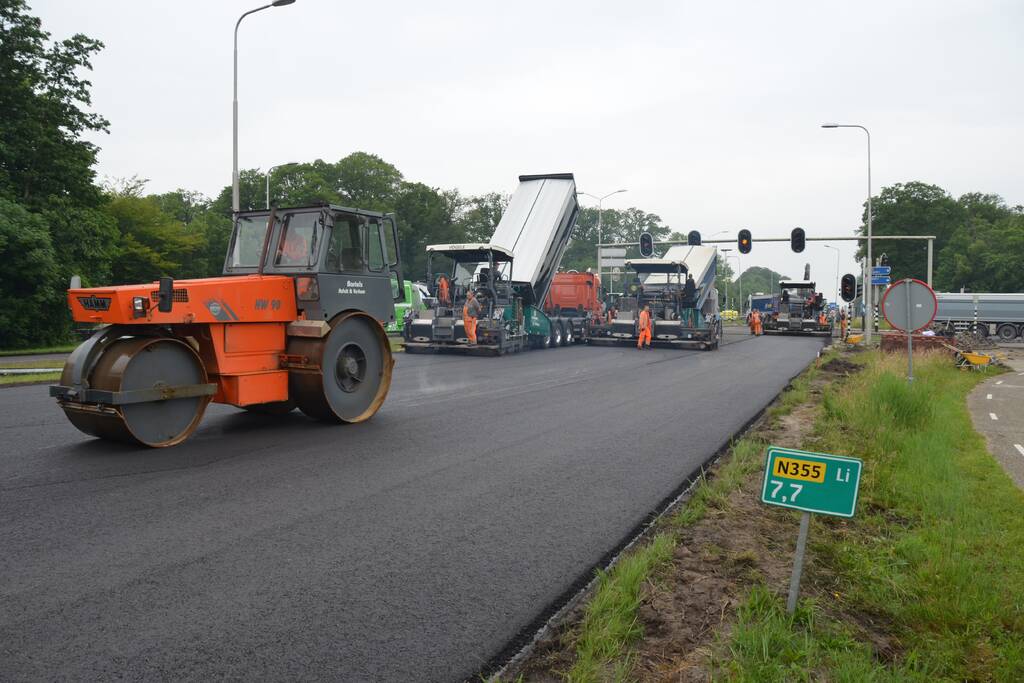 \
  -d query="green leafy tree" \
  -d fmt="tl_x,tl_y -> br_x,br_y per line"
454,191 -> 508,243
0,198 -> 62,346
858,182 -> 963,282
936,210 -> 1024,292
41,196 -> 119,287
393,181 -> 460,280
104,187 -> 203,284
0,0 -> 108,209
